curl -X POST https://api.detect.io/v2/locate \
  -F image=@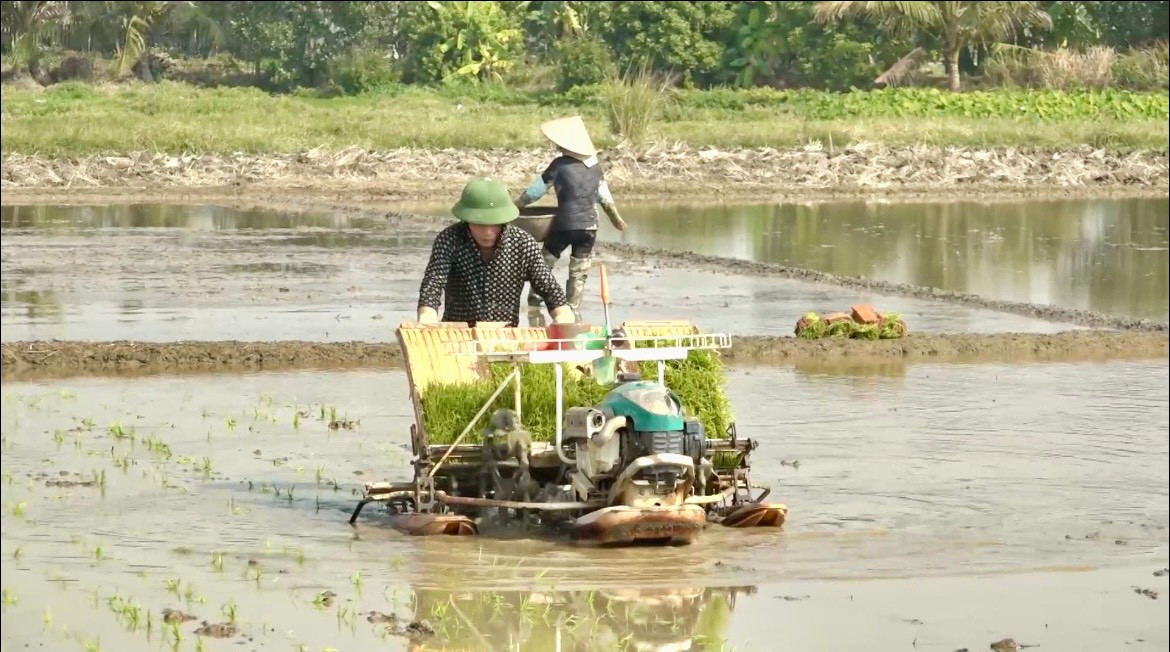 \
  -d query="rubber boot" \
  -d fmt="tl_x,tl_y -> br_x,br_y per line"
527,250 -> 559,309
566,255 -> 592,314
